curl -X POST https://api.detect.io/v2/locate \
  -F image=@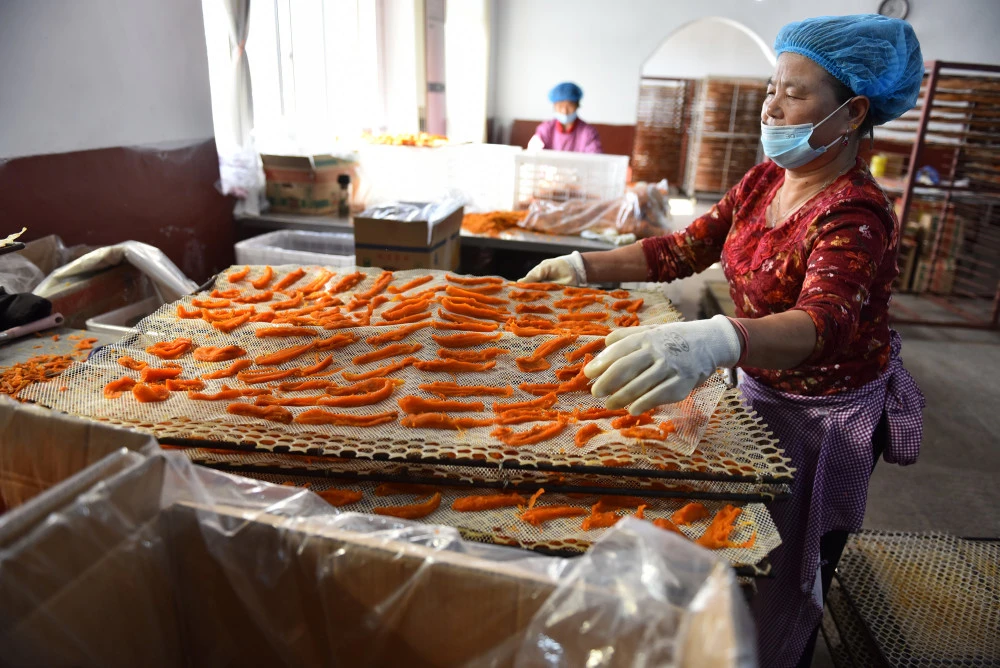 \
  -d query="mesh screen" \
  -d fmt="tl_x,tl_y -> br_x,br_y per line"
836,531 -> 1000,667
823,578 -> 889,668
21,266 -> 794,482
232,469 -> 779,571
